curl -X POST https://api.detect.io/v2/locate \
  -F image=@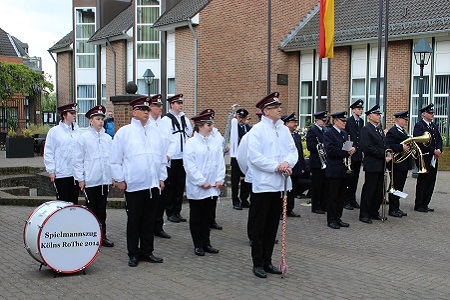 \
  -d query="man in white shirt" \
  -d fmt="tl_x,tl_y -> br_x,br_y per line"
245,92 -> 297,279
161,94 -> 193,223
109,96 -> 167,267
